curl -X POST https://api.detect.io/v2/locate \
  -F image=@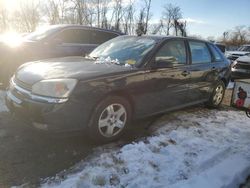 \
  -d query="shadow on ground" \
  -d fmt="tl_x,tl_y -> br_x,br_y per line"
0,108 -> 167,187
